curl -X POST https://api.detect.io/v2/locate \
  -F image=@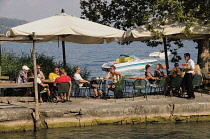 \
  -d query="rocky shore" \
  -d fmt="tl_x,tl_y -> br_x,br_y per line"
0,92 -> 210,133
